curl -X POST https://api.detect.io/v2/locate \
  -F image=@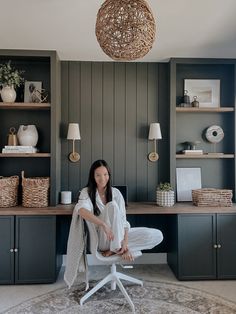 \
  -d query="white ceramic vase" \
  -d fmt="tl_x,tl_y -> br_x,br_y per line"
17,125 -> 38,146
156,190 -> 175,207
1,85 -> 16,103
